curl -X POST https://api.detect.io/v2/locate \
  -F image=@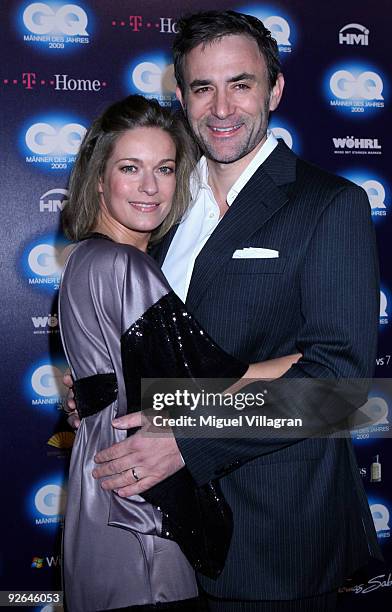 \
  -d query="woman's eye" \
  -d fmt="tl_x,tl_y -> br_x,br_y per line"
158,166 -> 175,175
120,165 -> 137,173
